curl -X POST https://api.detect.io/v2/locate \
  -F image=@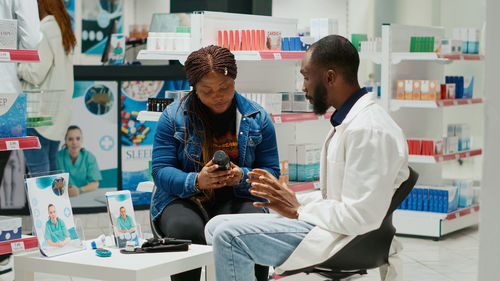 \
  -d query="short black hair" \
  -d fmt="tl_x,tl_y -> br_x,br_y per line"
309,35 -> 360,85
